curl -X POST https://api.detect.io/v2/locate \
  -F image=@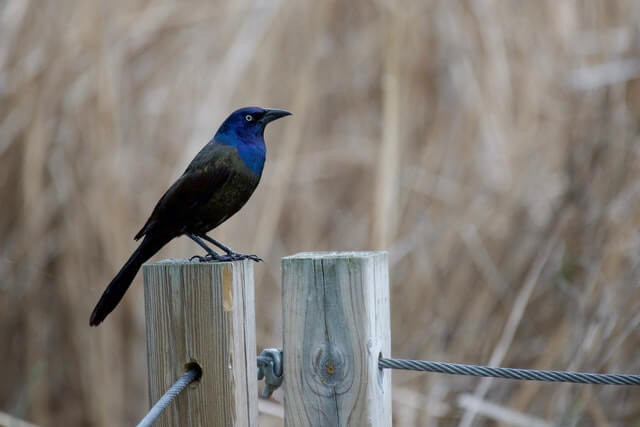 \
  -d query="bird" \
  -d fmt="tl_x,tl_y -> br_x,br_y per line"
89,106 -> 291,326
